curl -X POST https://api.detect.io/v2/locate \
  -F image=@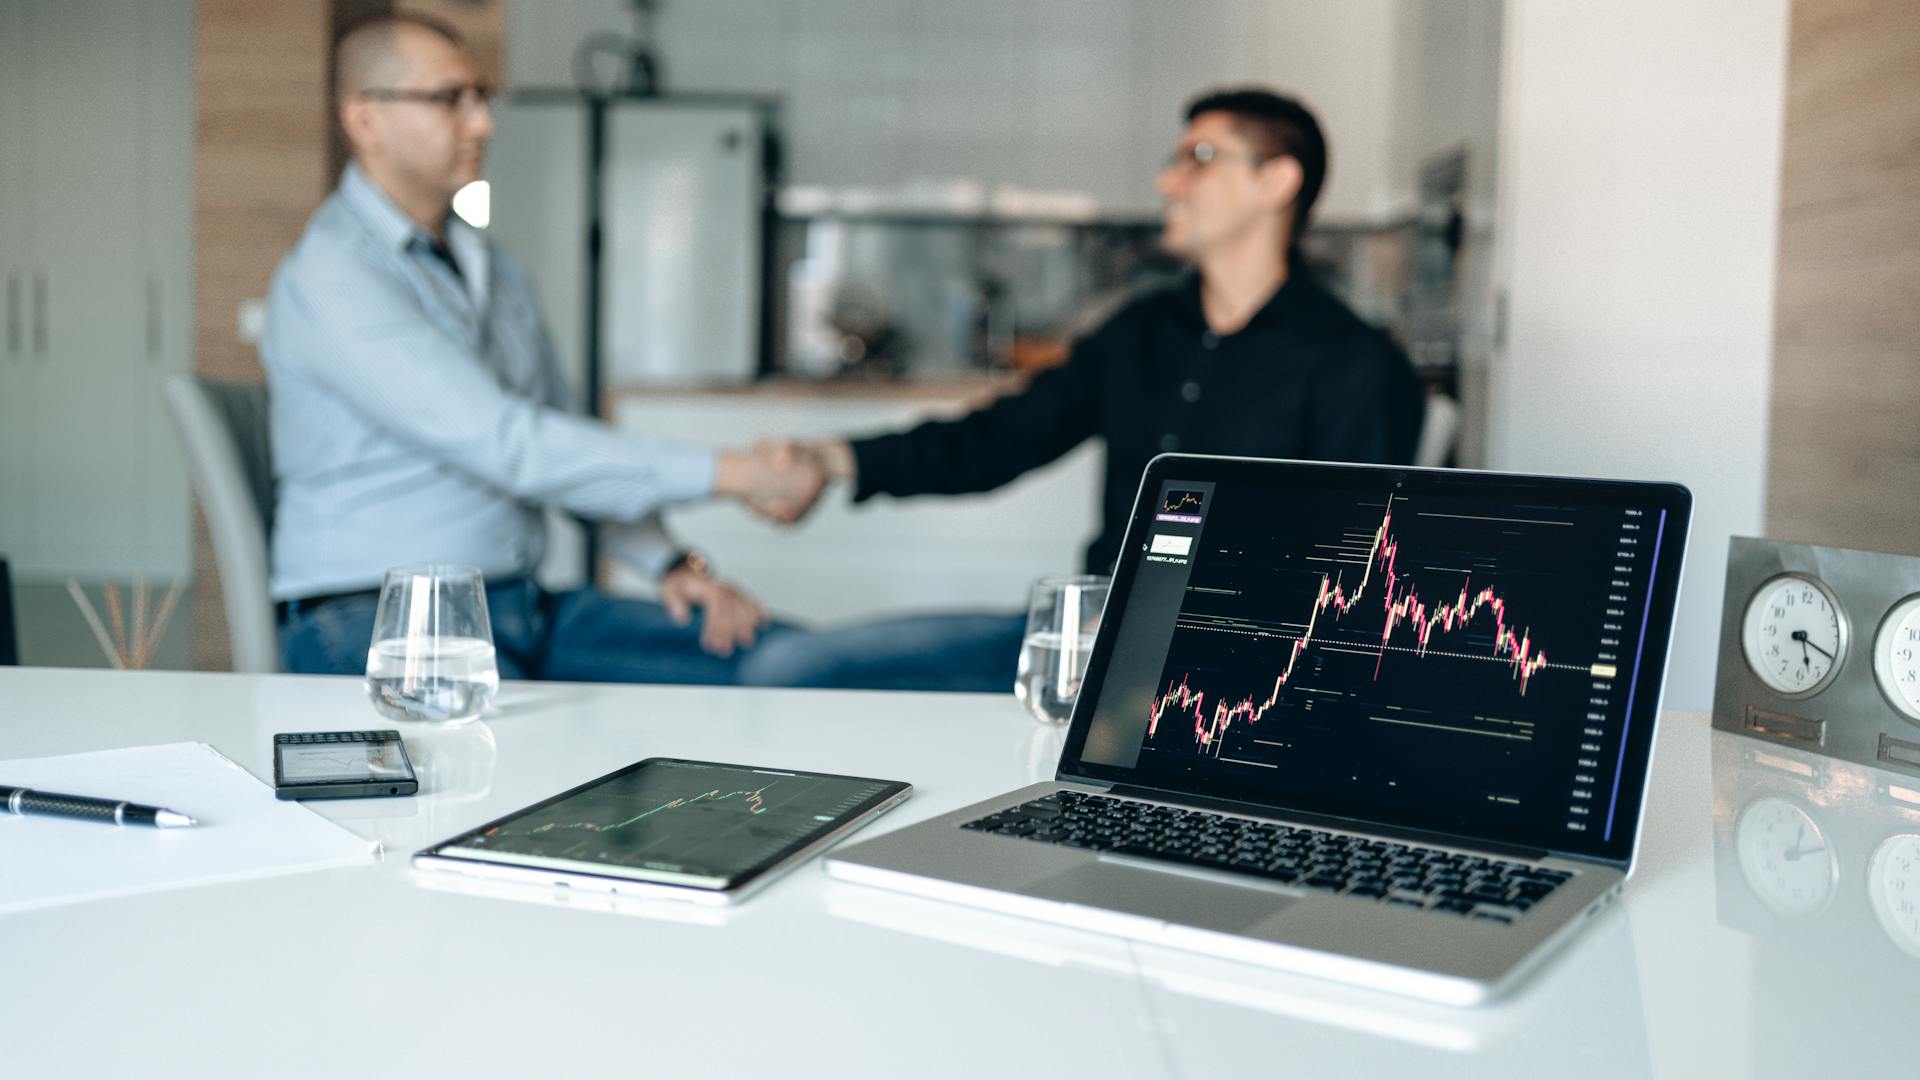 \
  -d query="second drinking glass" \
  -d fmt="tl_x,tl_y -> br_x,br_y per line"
1015,574 -> 1109,725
